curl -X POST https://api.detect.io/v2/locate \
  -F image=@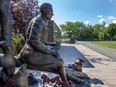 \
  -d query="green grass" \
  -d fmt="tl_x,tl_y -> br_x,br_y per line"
91,41 -> 116,49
